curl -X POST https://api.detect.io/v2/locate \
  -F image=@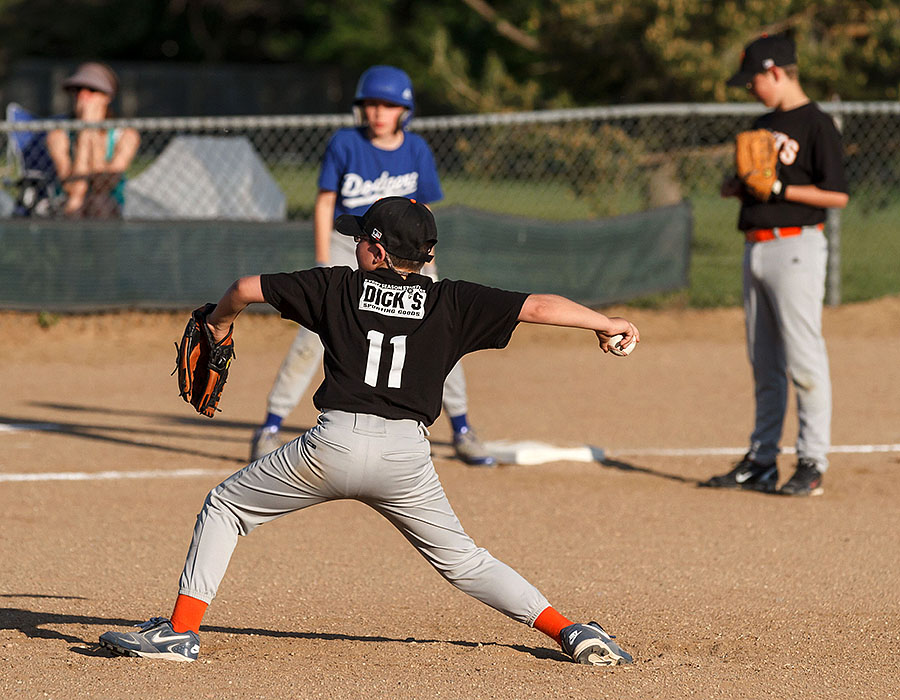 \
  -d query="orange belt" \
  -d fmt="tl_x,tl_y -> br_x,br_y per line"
745,223 -> 824,243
